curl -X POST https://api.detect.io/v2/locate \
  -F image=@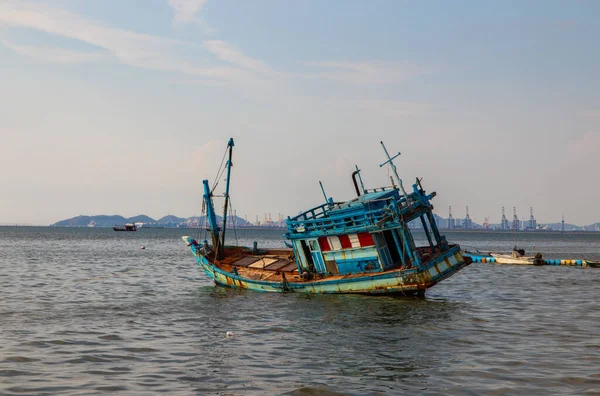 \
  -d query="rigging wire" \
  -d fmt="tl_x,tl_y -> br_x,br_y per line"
194,199 -> 207,242
191,211 -> 198,241
201,199 -> 208,242
200,142 -> 234,253
212,166 -> 228,195
193,143 -> 229,244
228,197 -> 239,247
211,146 -> 229,192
